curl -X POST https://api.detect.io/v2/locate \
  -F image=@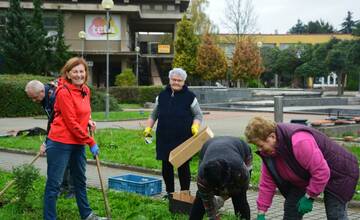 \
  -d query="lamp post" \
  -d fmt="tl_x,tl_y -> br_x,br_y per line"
135,46 -> 140,86
78,31 -> 86,58
101,0 -> 114,119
